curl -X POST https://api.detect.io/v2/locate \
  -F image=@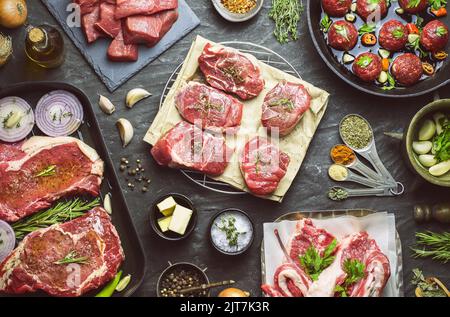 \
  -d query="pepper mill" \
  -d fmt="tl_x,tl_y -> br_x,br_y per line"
414,203 -> 450,224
